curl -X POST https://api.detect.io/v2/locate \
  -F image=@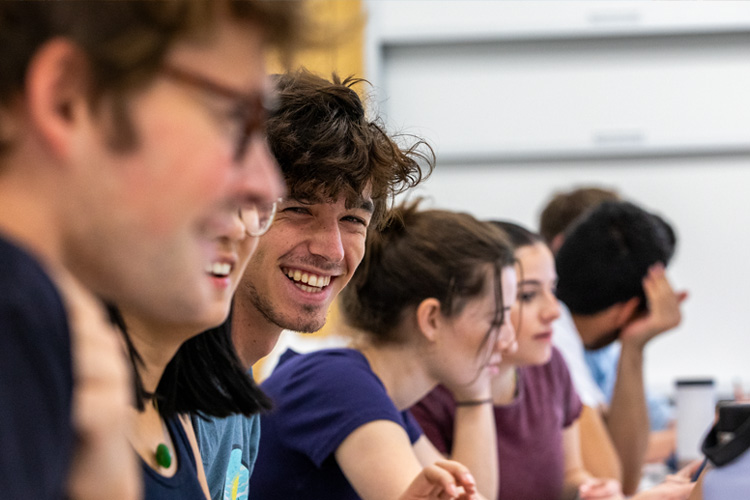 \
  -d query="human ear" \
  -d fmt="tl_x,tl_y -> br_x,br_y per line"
25,39 -> 91,159
415,298 -> 443,342
616,296 -> 642,327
